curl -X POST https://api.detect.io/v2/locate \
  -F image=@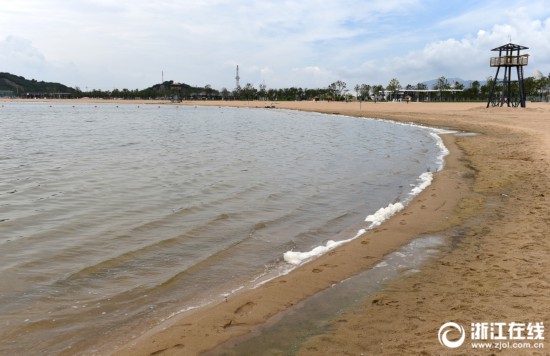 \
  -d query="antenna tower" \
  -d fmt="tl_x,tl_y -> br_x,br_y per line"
235,65 -> 240,89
